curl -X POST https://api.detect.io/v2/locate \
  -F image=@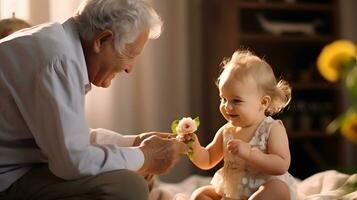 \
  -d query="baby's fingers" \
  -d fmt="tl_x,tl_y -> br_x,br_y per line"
227,143 -> 236,152
227,139 -> 237,147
